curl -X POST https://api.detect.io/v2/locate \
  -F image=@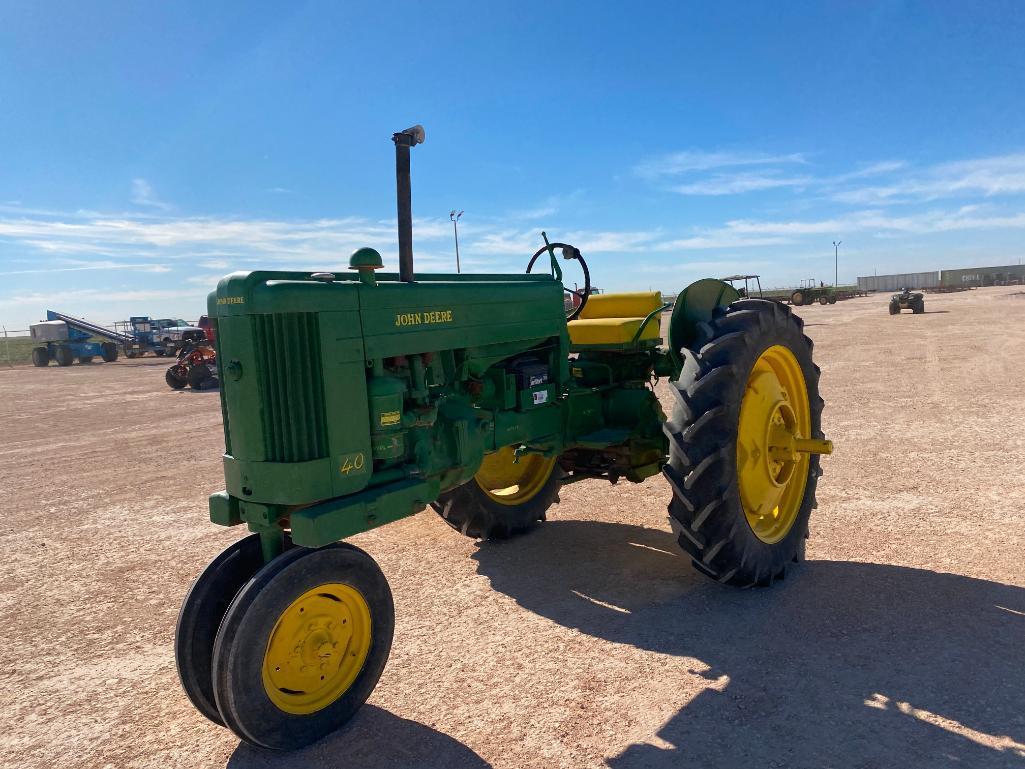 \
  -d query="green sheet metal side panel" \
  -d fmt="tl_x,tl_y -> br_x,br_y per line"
319,311 -> 374,498
215,277 -> 374,506
358,280 -> 565,359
